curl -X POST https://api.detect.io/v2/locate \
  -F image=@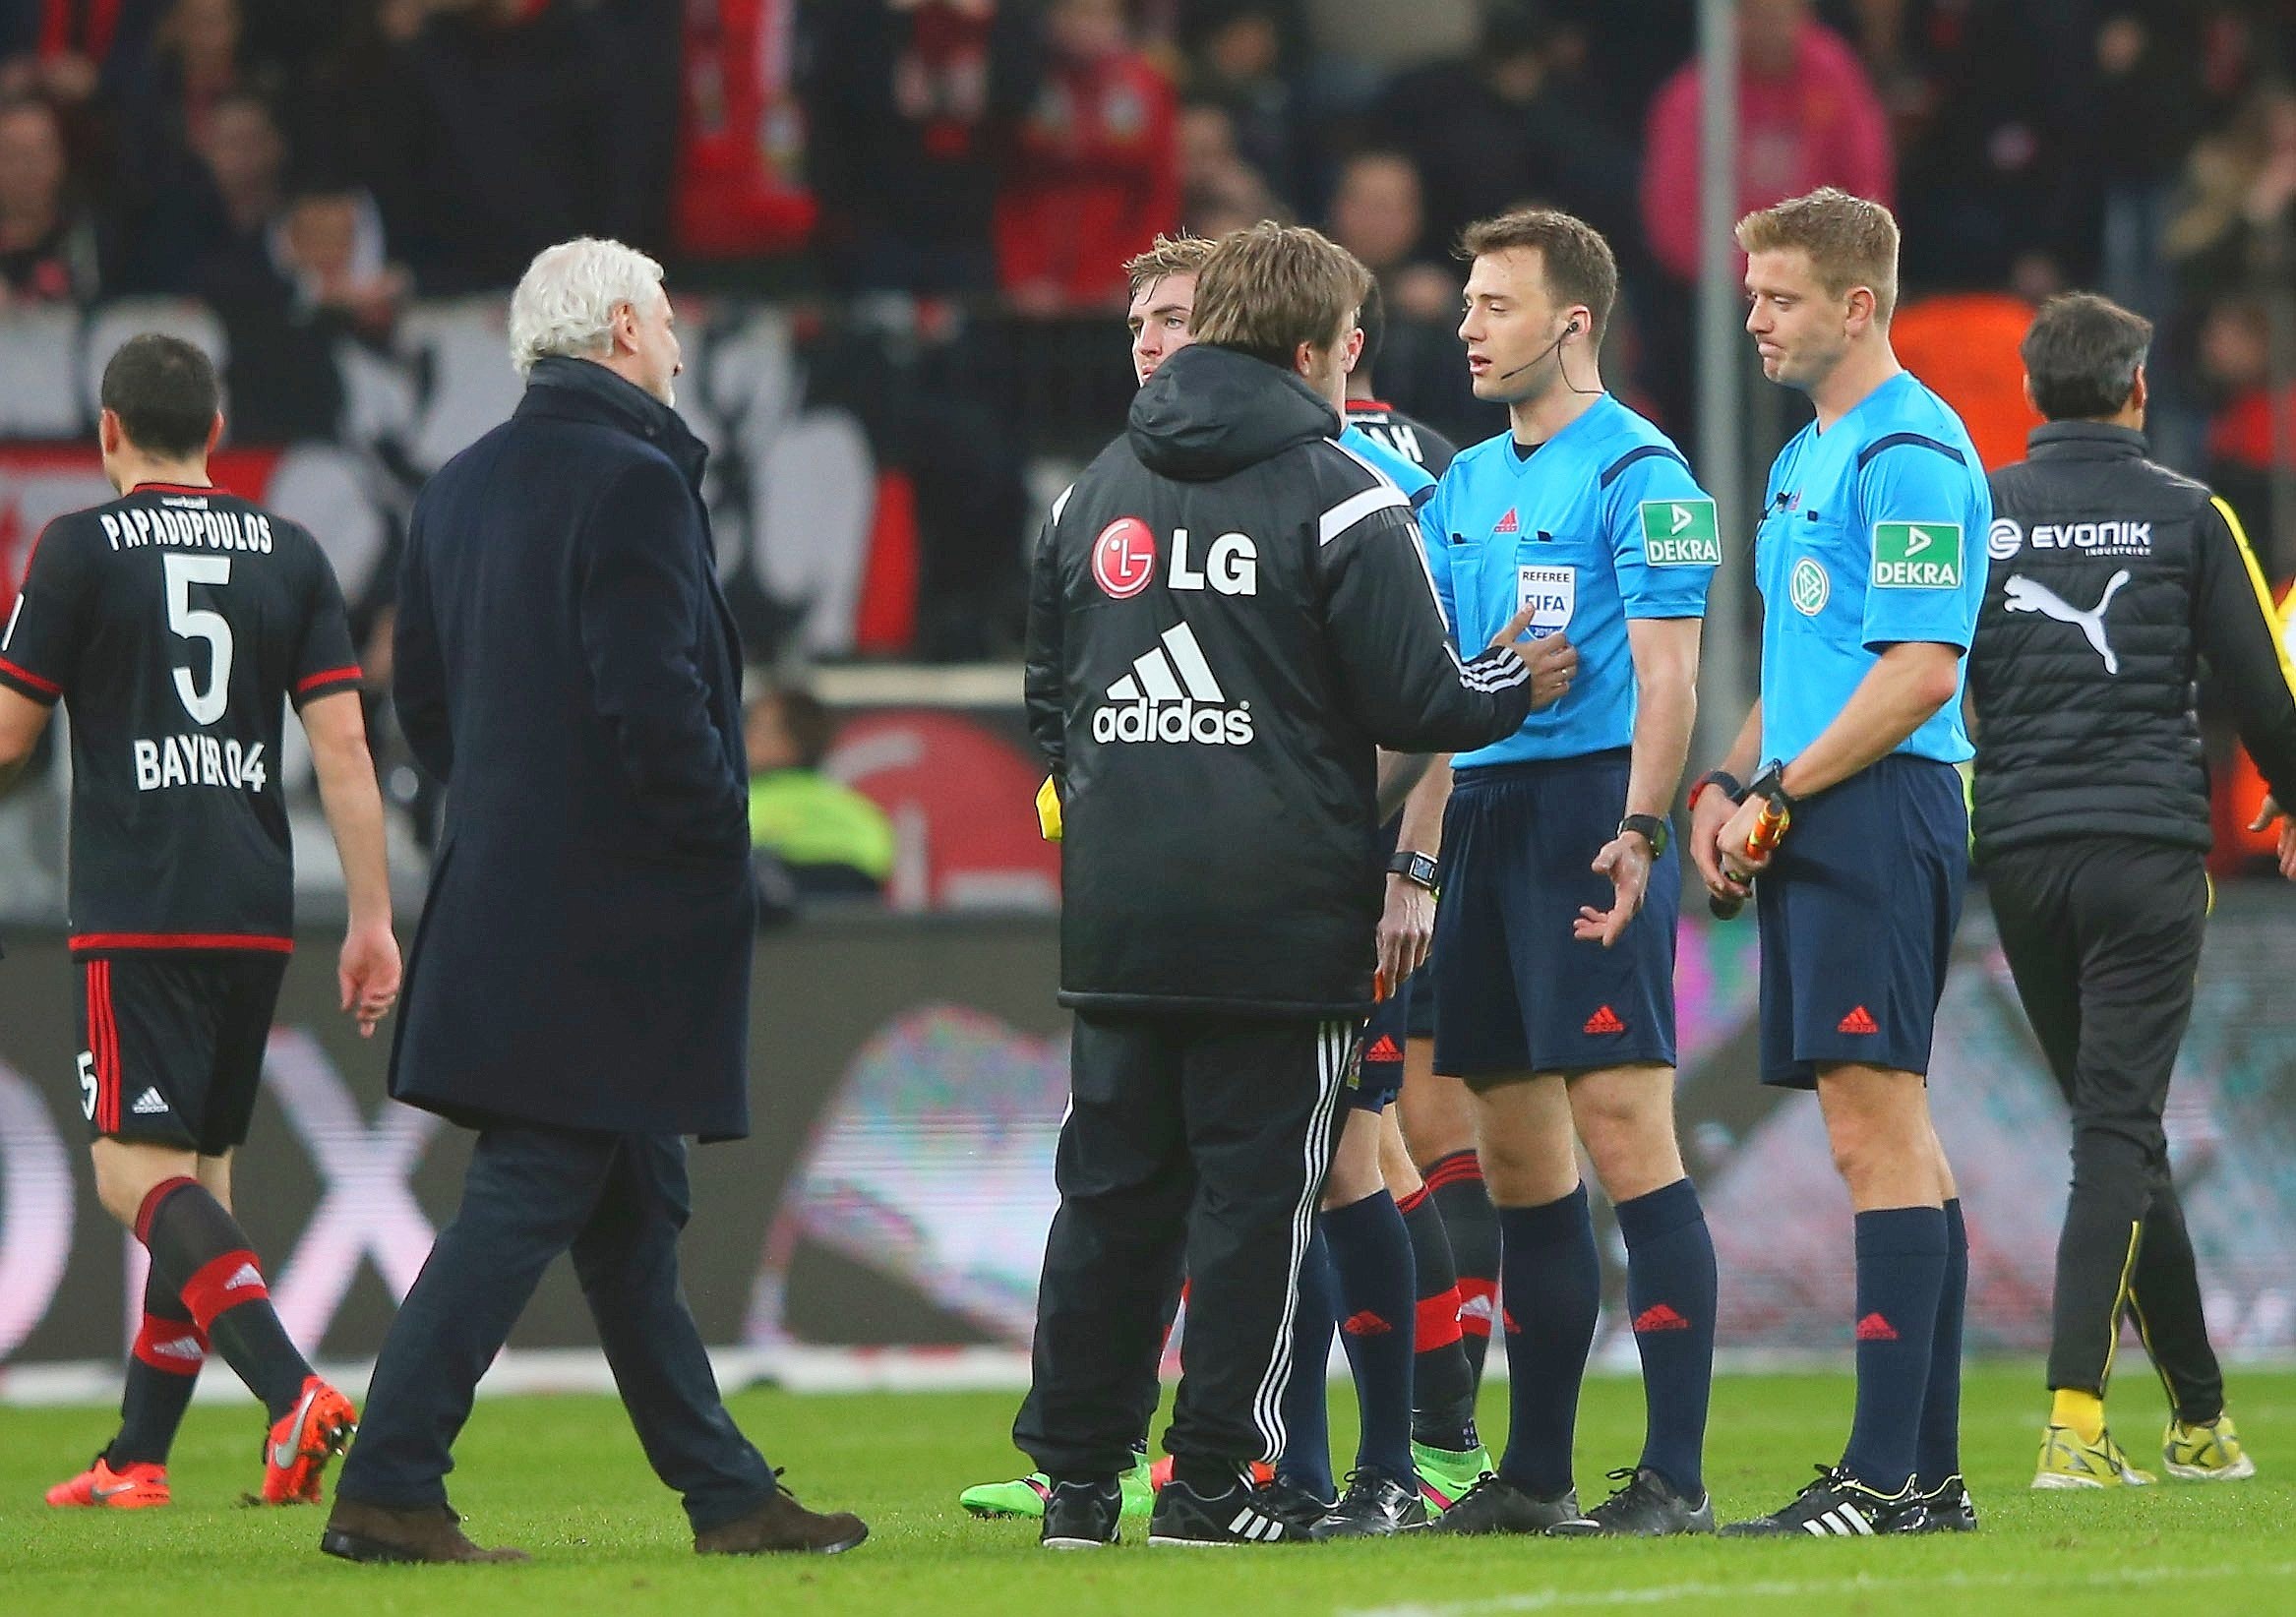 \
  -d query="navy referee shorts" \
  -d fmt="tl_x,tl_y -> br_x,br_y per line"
1755,753 -> 1967,1088
1431,750 -> 1680,1081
